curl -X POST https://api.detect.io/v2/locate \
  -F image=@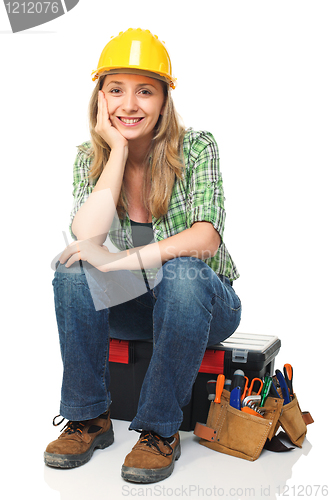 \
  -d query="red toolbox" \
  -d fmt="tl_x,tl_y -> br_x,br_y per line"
108,332 -> 281,431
